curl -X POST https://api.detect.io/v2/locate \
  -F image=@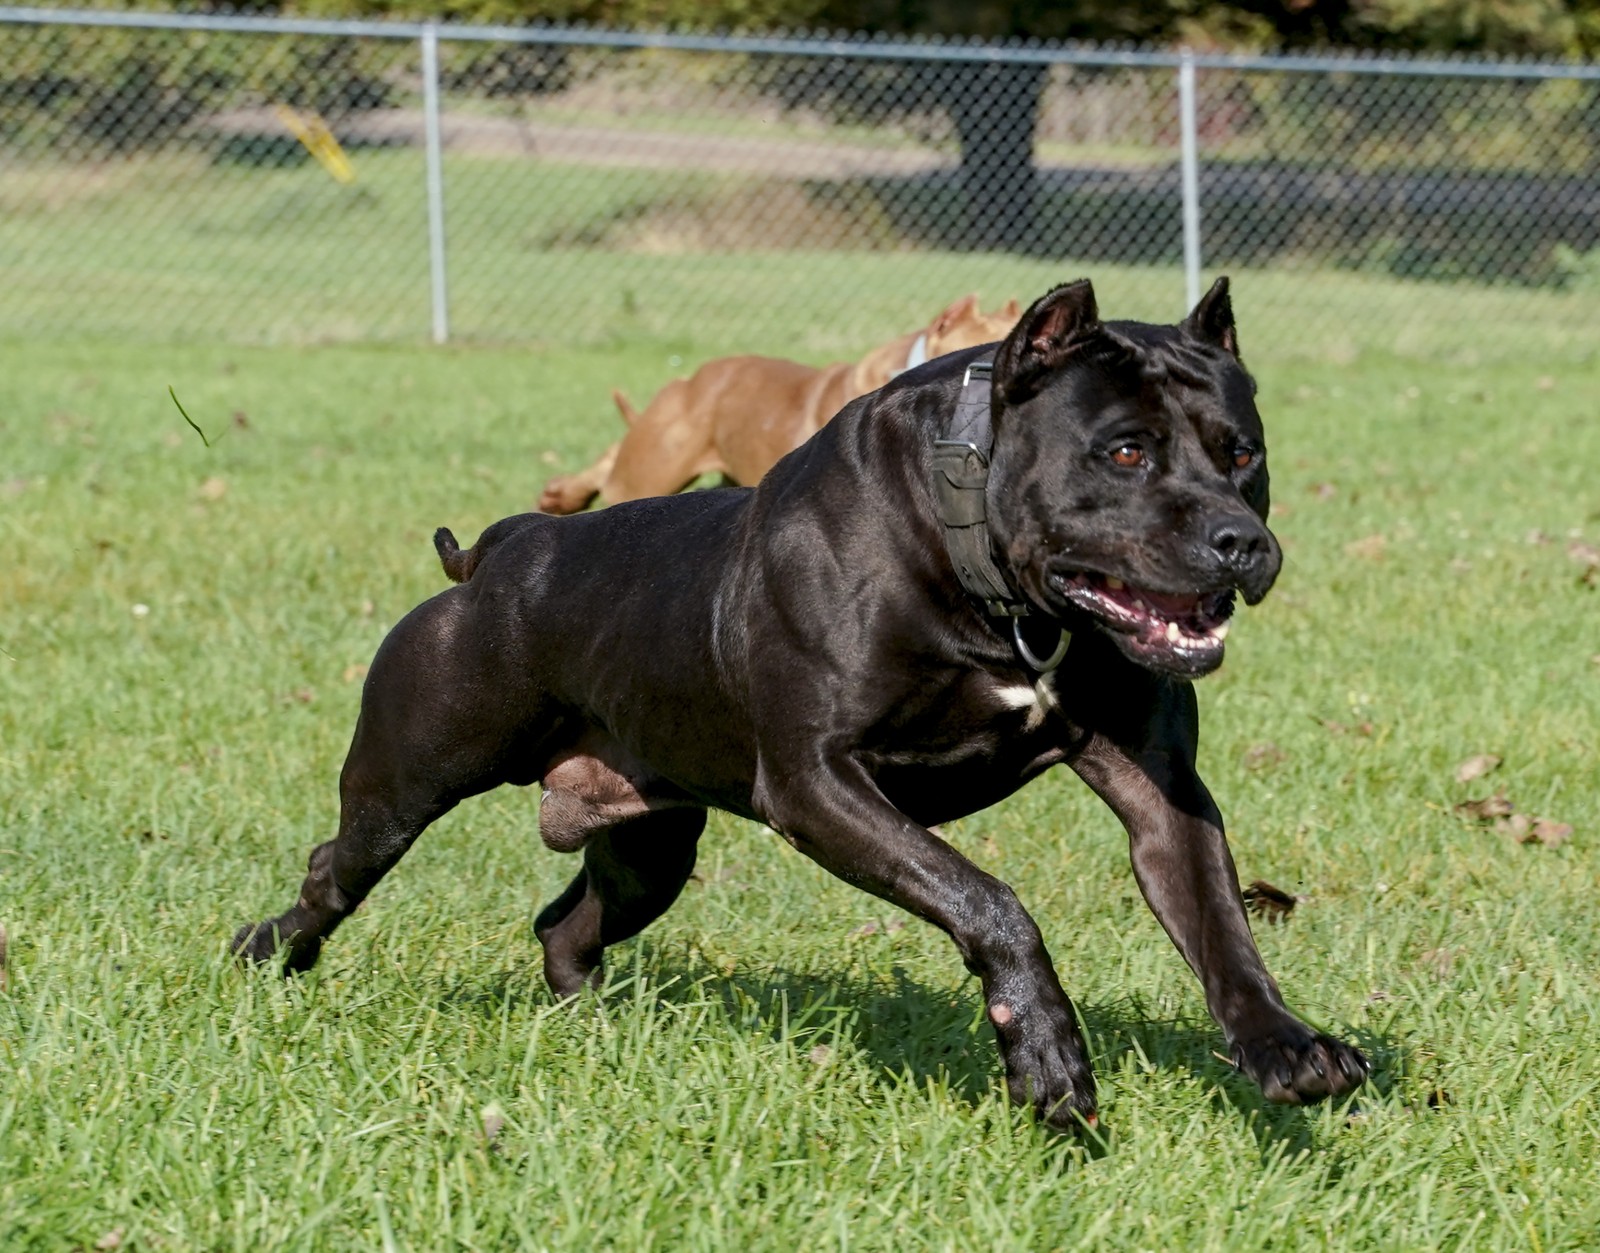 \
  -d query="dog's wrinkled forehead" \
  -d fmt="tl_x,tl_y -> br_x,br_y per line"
1007,325 -> 1261,455
1105,322 -> 1255,390
989,278 -> 1262,450
1100,322 -> 1262,433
